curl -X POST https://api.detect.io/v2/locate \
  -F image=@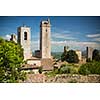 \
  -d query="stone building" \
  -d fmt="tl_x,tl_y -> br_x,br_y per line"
9,19 -> 53,71
10,34 -> 17,43
86,47 -> 94,61
75,50 -> 82,61
40,19 -> 51,59
17,25 -> 32,60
